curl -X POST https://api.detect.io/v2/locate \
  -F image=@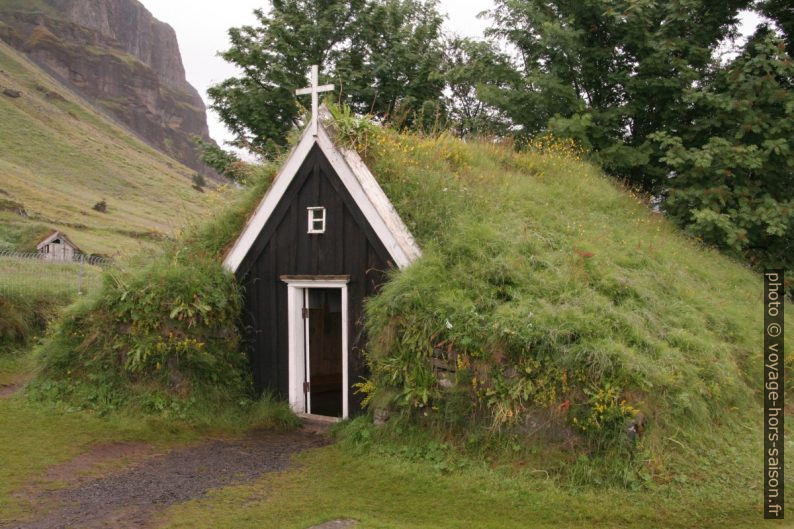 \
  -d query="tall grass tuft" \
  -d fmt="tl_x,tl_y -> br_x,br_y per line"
0,291 -> 66,353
